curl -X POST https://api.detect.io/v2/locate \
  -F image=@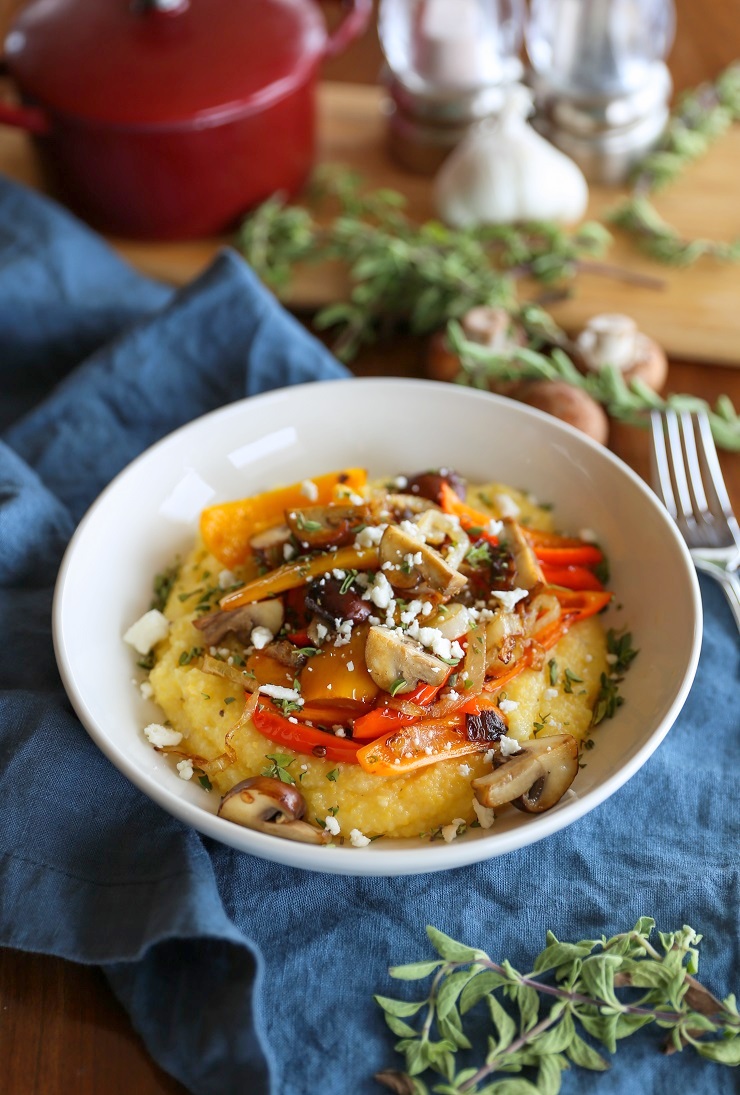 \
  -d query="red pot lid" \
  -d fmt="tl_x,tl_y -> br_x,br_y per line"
4,0 -> 328,127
